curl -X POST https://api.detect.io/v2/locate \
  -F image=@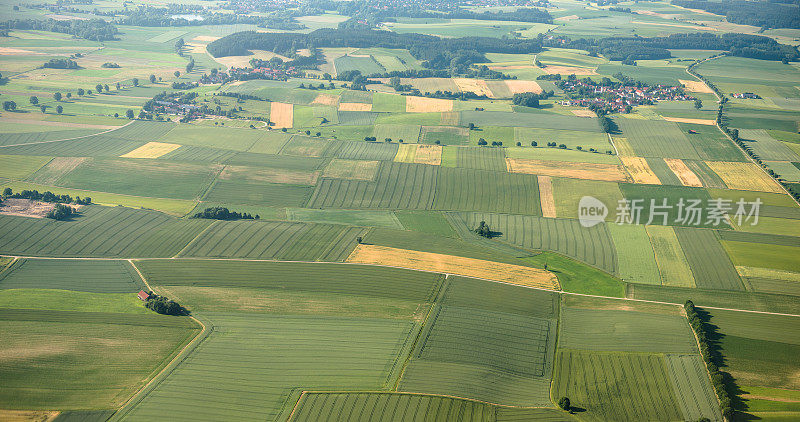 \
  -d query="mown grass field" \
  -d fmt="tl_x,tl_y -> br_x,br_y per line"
0,309 -> 199,410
